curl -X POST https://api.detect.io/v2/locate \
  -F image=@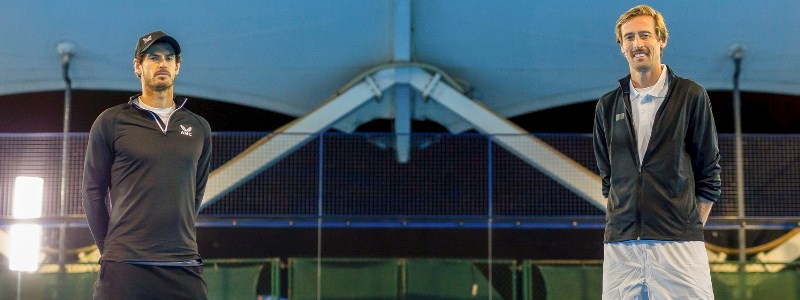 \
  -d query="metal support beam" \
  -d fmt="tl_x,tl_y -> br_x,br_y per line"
392,0 -> 412,162
365,75 -> 383,99
421,73 -> 441,100
200,70 -> 396,208
202,65 -> 605,211
394,82 -> 411,163
392,0 -> 411,62
407,68 -> 606,210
